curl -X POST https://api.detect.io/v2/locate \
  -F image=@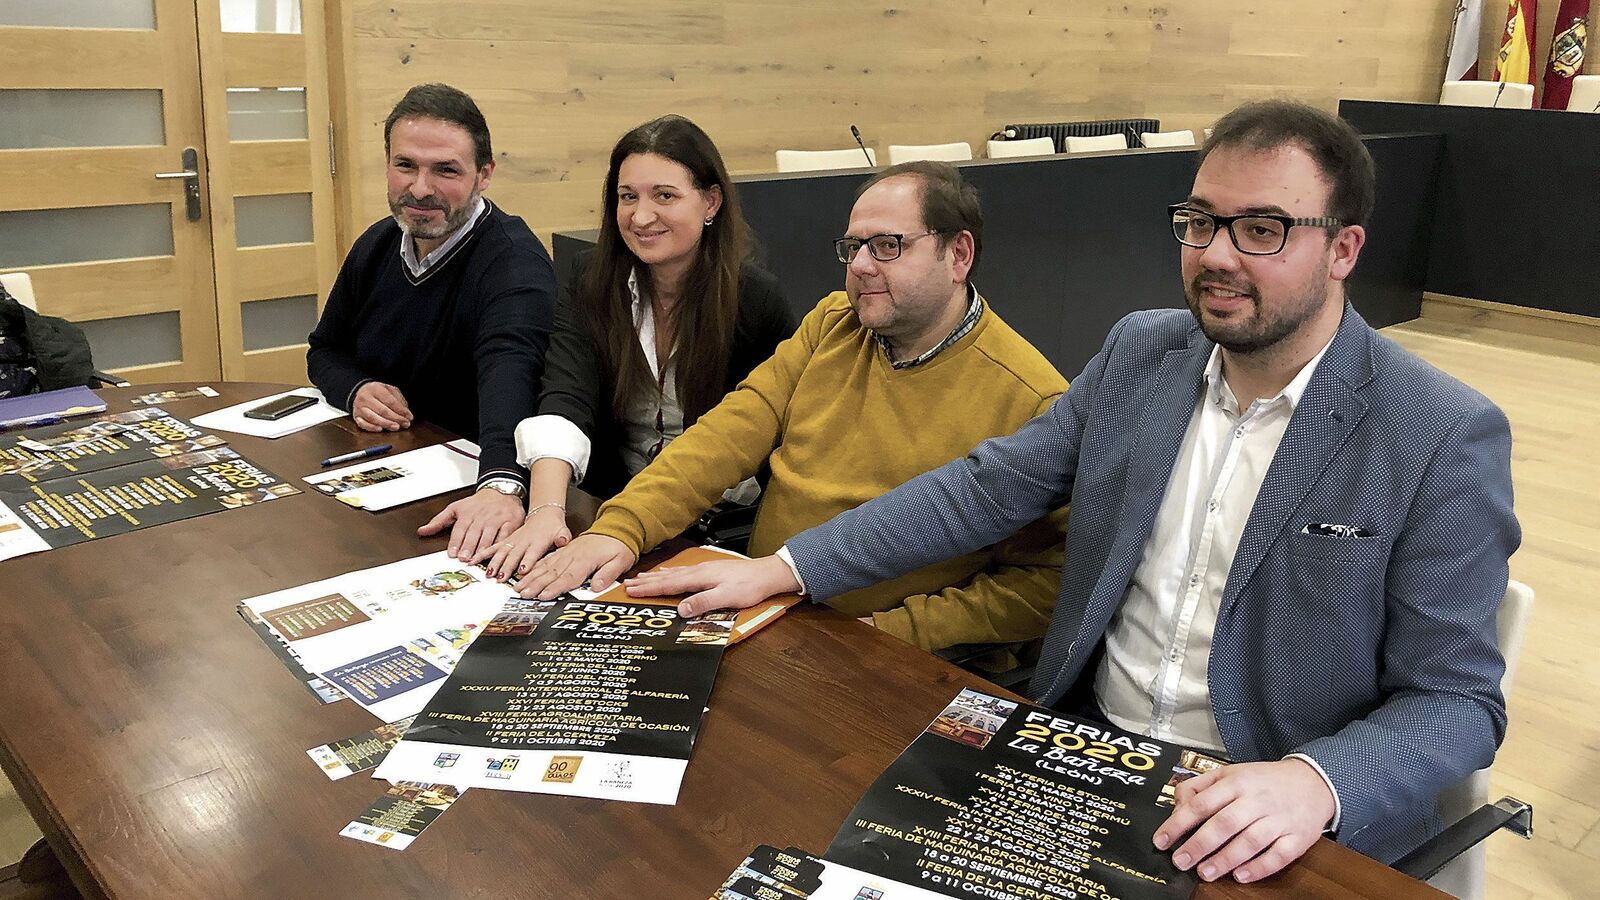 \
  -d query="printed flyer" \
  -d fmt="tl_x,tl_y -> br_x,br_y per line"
241,552 -> 521,723
0,407 -> 226,487
373,589 -> 733,805
0,447 -> 299,562
129,386 -> 219,406
822,688 -> 1214,900
711,845 -> 957,900
308,715 -> 417,780
339,782 -> 462,851
236,604 -> 348,704
302,439 -> 479,511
